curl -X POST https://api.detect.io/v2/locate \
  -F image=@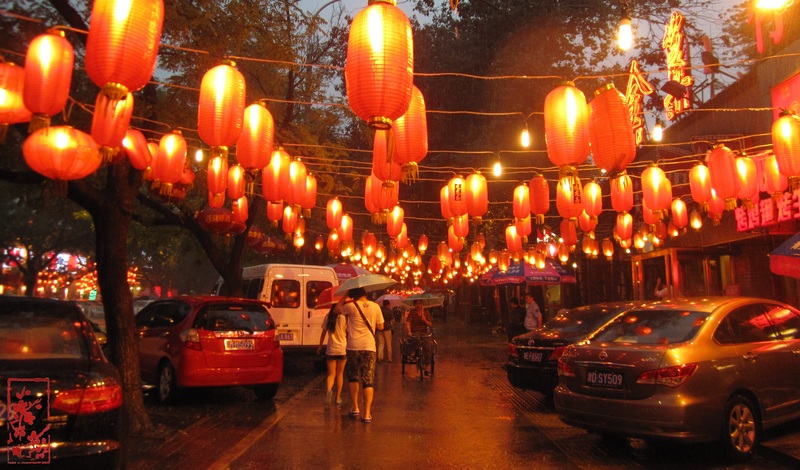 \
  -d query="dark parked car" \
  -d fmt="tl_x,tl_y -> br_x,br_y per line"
0,296 -> 123,468
135,296 -> 283,403
555,297 -> 800,462
506,301 -> 641,398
